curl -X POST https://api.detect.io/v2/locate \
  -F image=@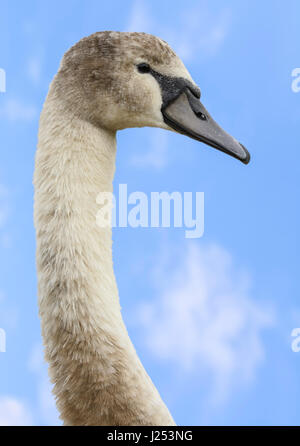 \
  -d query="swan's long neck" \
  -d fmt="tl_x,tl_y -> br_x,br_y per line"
34,91 -> 175,426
